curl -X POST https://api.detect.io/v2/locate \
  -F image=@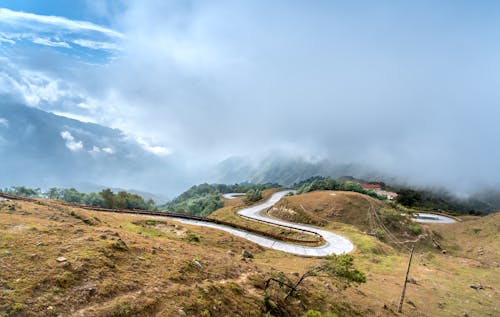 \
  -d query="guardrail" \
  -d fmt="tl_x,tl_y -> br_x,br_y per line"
0,192 -> 323,245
